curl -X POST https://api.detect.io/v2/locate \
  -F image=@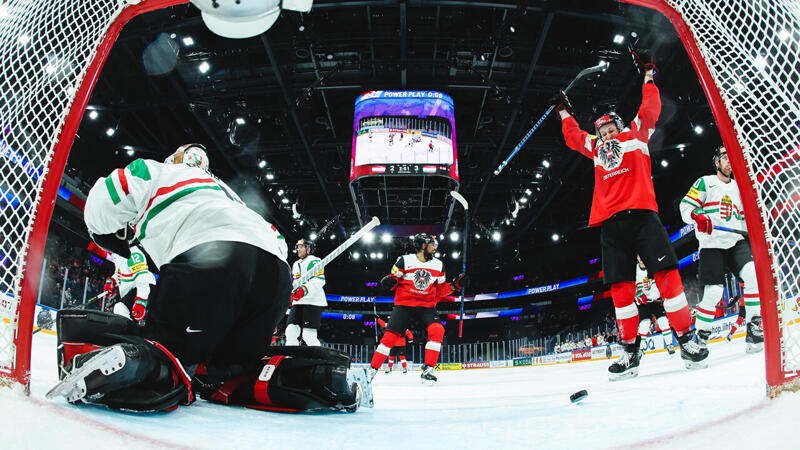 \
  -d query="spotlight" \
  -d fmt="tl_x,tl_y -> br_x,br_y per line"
525,189 -> 532,195
520,197 -> 528,204
330,234 -> 336,240
198,61 -> 210,73
278,189 -> 285,195
450,232 -> 459,242
362,232 -> 375,244
326,53 -> 334,60
492,231 -> 501,241
369,252 -> 376,259
88,110 -> 98,120
451,251 -> 459,259
105,128 -> 115,137
474,233 -> 480,239
660,160 -> 669,167
694,125 -> 704,135
236,117 -> 246,125
281,198 -> 289,204
258,160 -> 267,168
266,173 -> 275,180
309,233 -> 317,240
182,36 -> 194,46
126,149 -> 134,156
298,25 -> 306,32
434,252 -> 441,258
377,252 -> 383,259
613,34 -> 624,44
381,233 -> 392,243
352,251 -> 360,260
551,233 -> 560,242
542,159 -> 550,168
509,25 -> 515,33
